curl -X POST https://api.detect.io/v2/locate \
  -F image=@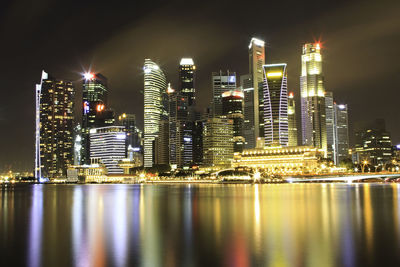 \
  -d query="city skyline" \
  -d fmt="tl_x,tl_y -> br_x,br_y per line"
1,0 -> 400,172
